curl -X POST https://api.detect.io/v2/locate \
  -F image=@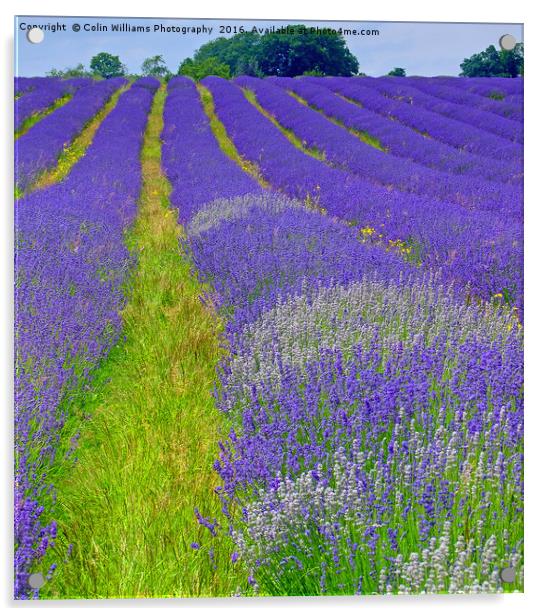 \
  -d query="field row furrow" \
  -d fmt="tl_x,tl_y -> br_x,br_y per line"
272,77 -> 521,185
359,77 -> 523,138
429,75 -> 523,98
395,77 -> 523,123
238,76 -> 522,217
15,79 -> 91,132
203,76 -> 523,309
319,77 -> 522,162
